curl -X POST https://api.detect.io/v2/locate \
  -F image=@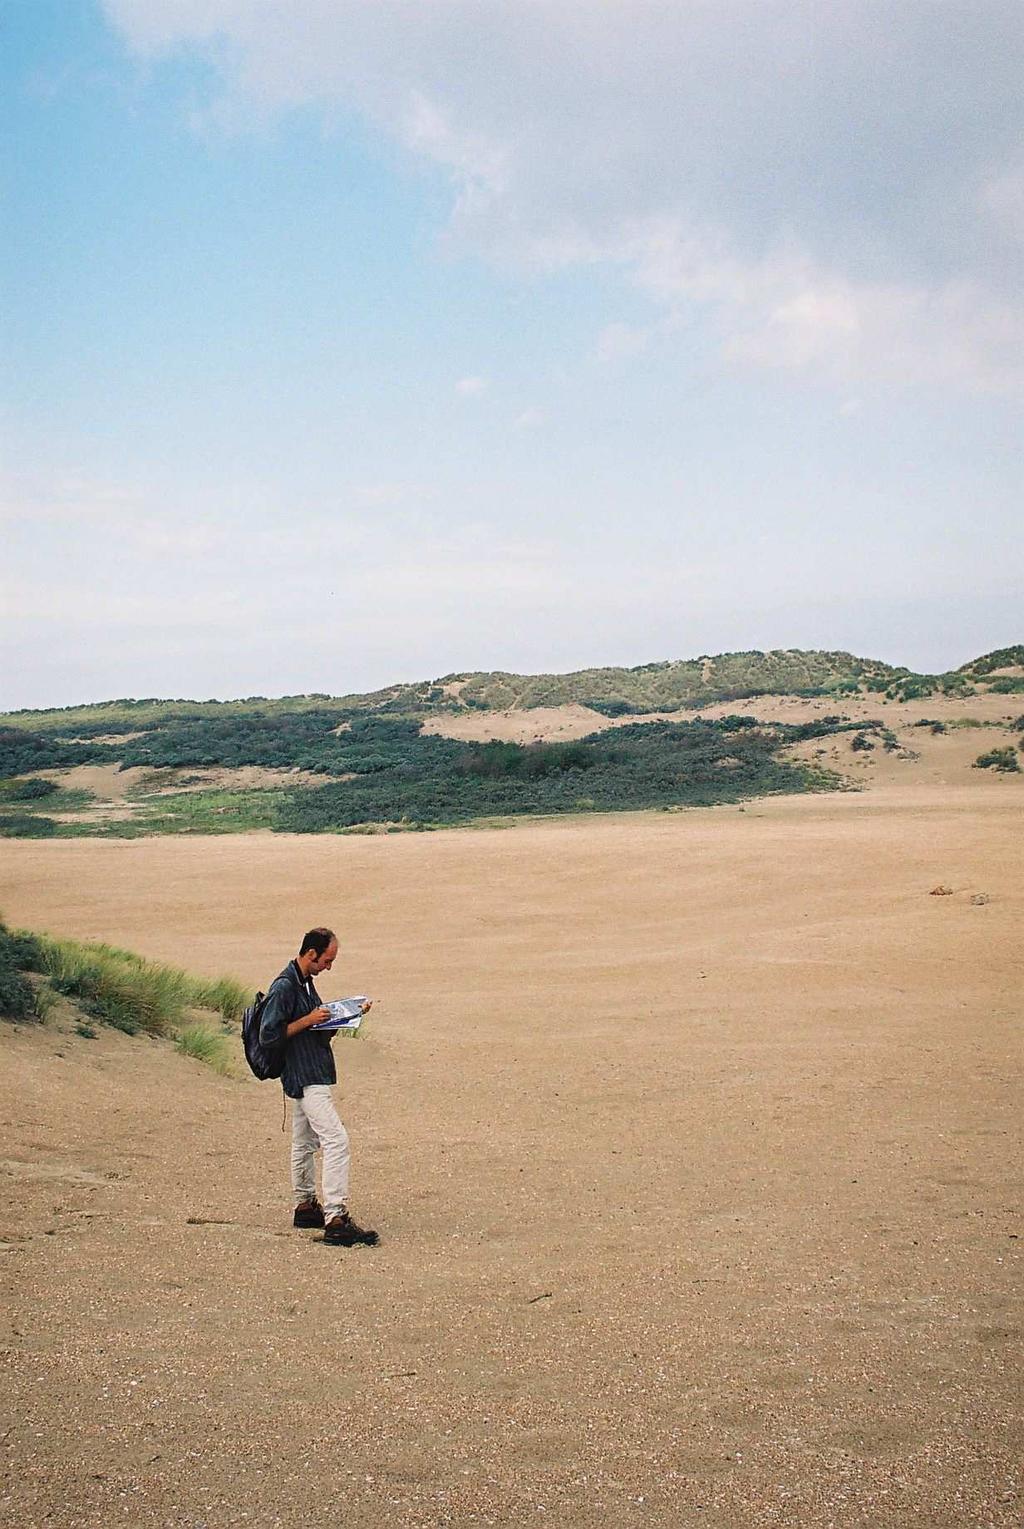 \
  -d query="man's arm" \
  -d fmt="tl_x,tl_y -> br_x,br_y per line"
285,1008 -> 329,1038
258,978 -> 328,1048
